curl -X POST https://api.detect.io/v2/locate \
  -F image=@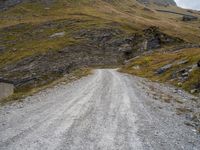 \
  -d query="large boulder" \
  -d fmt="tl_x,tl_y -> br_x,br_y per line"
0,78 -> 14,100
